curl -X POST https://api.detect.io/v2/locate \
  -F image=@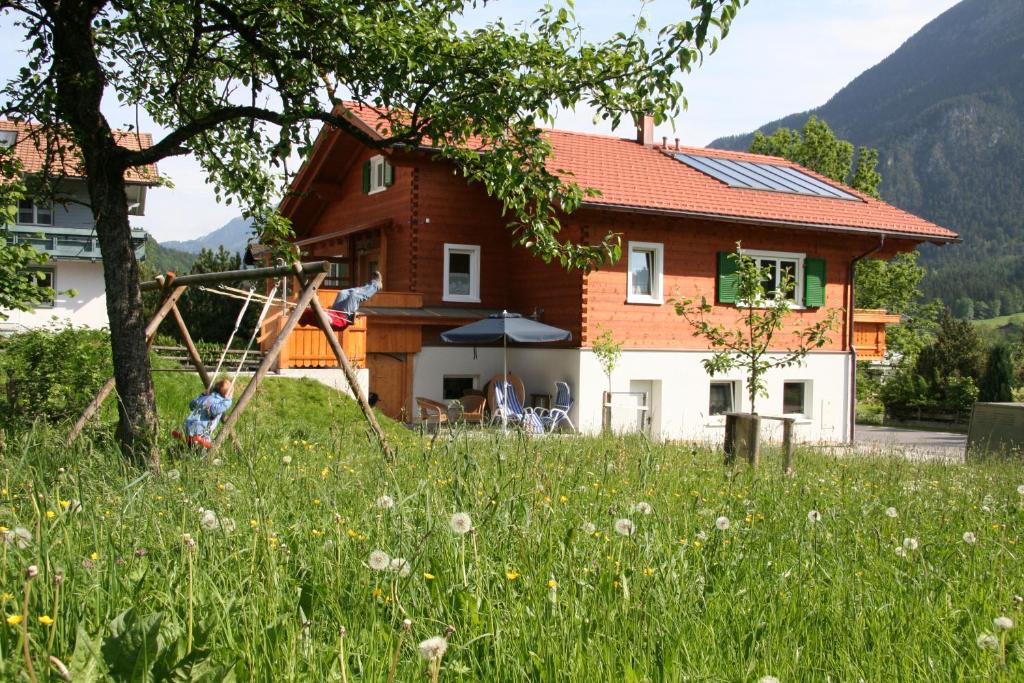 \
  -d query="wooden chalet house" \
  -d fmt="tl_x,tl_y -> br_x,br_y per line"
274,103 -> 957,441
0,121 -> 156,330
